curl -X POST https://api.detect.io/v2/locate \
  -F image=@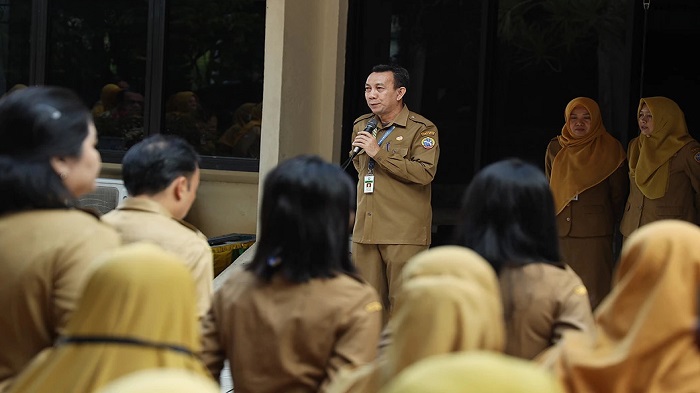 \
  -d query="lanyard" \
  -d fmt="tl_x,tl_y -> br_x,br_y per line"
368,125 -> 395,172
